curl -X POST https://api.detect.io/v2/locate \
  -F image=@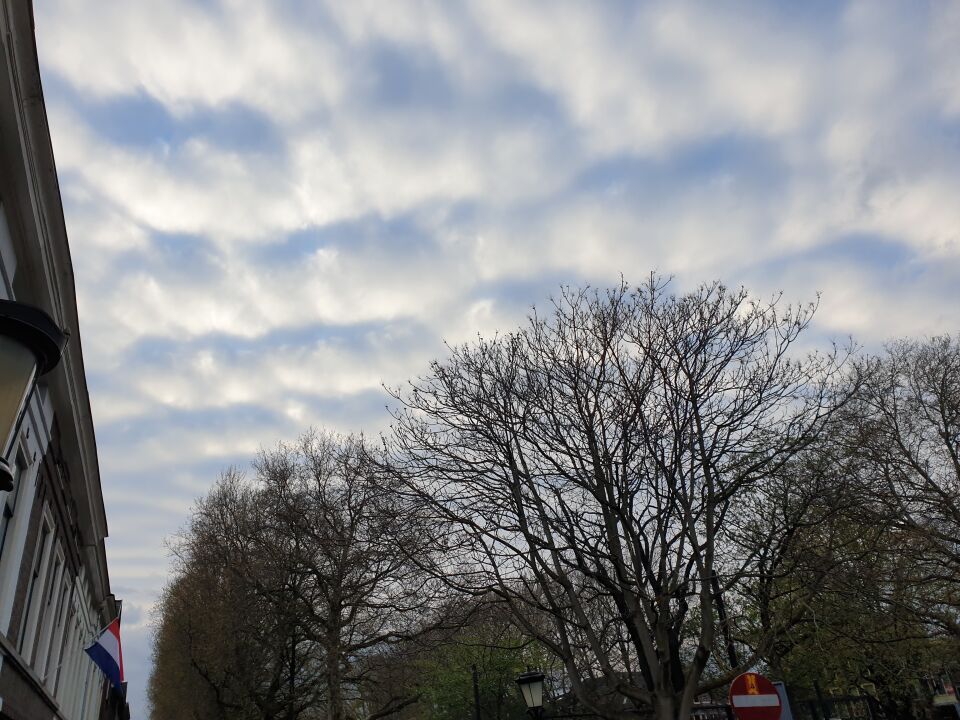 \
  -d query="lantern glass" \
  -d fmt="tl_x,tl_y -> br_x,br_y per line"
517,670 -> 545,710
0,334 -> 37,460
